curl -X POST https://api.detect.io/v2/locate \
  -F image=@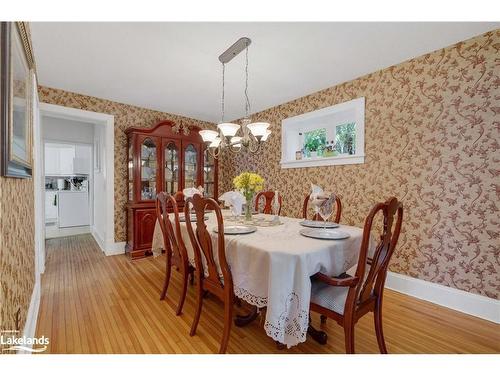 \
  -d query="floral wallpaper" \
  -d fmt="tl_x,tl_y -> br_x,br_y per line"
220,30 -> 500,299
37,87 -> 214,243
0,178 -> 35,337
0,23 -> 36,340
